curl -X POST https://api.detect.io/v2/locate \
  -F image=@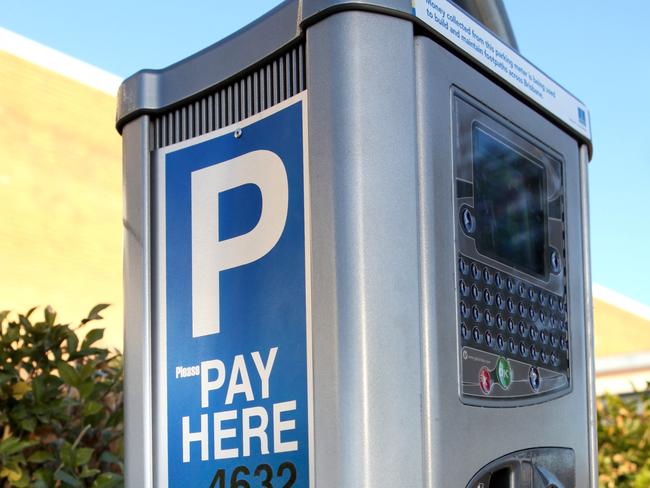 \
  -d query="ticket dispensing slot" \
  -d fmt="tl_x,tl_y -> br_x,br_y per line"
467,448 -> 575,488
